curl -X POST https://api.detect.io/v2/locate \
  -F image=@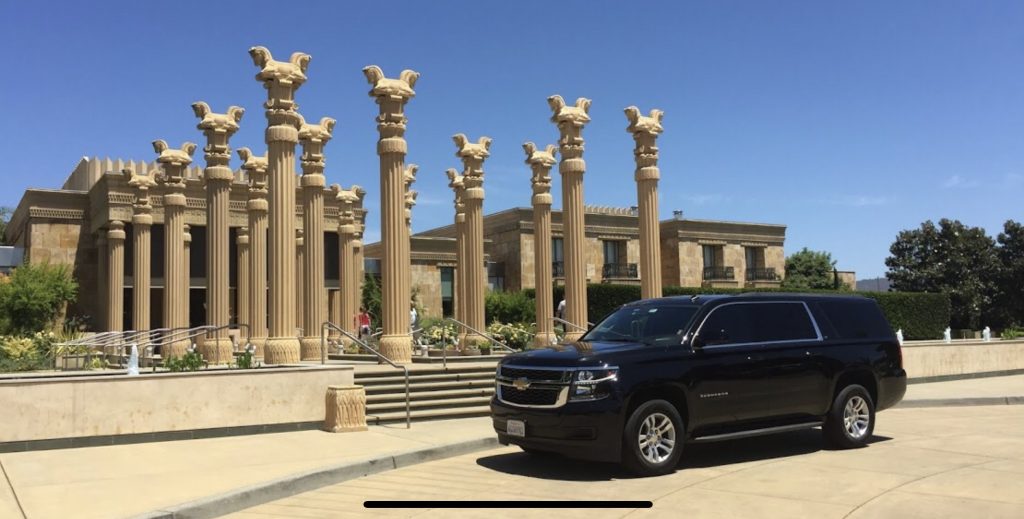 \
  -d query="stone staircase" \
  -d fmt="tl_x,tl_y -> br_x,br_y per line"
356,363 -> 499,425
